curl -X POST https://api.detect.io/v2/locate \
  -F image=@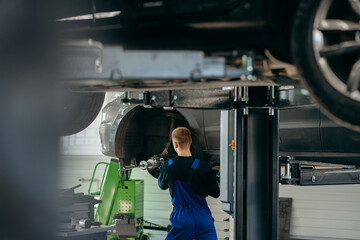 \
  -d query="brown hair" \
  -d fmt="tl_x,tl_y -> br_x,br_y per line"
172,127 -> 191,148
